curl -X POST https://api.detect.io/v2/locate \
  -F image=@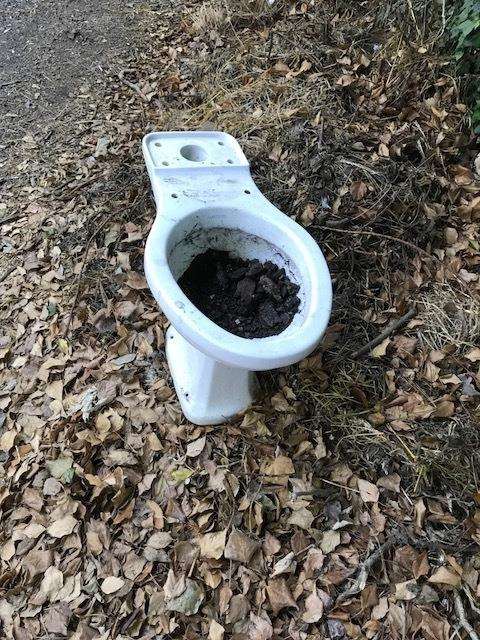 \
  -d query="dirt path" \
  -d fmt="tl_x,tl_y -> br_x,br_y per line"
0,0 -> 140,145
